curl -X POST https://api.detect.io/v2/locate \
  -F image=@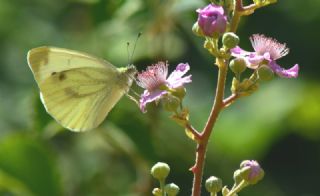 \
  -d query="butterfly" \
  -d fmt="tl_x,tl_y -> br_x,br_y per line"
27,46 -> 137,132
